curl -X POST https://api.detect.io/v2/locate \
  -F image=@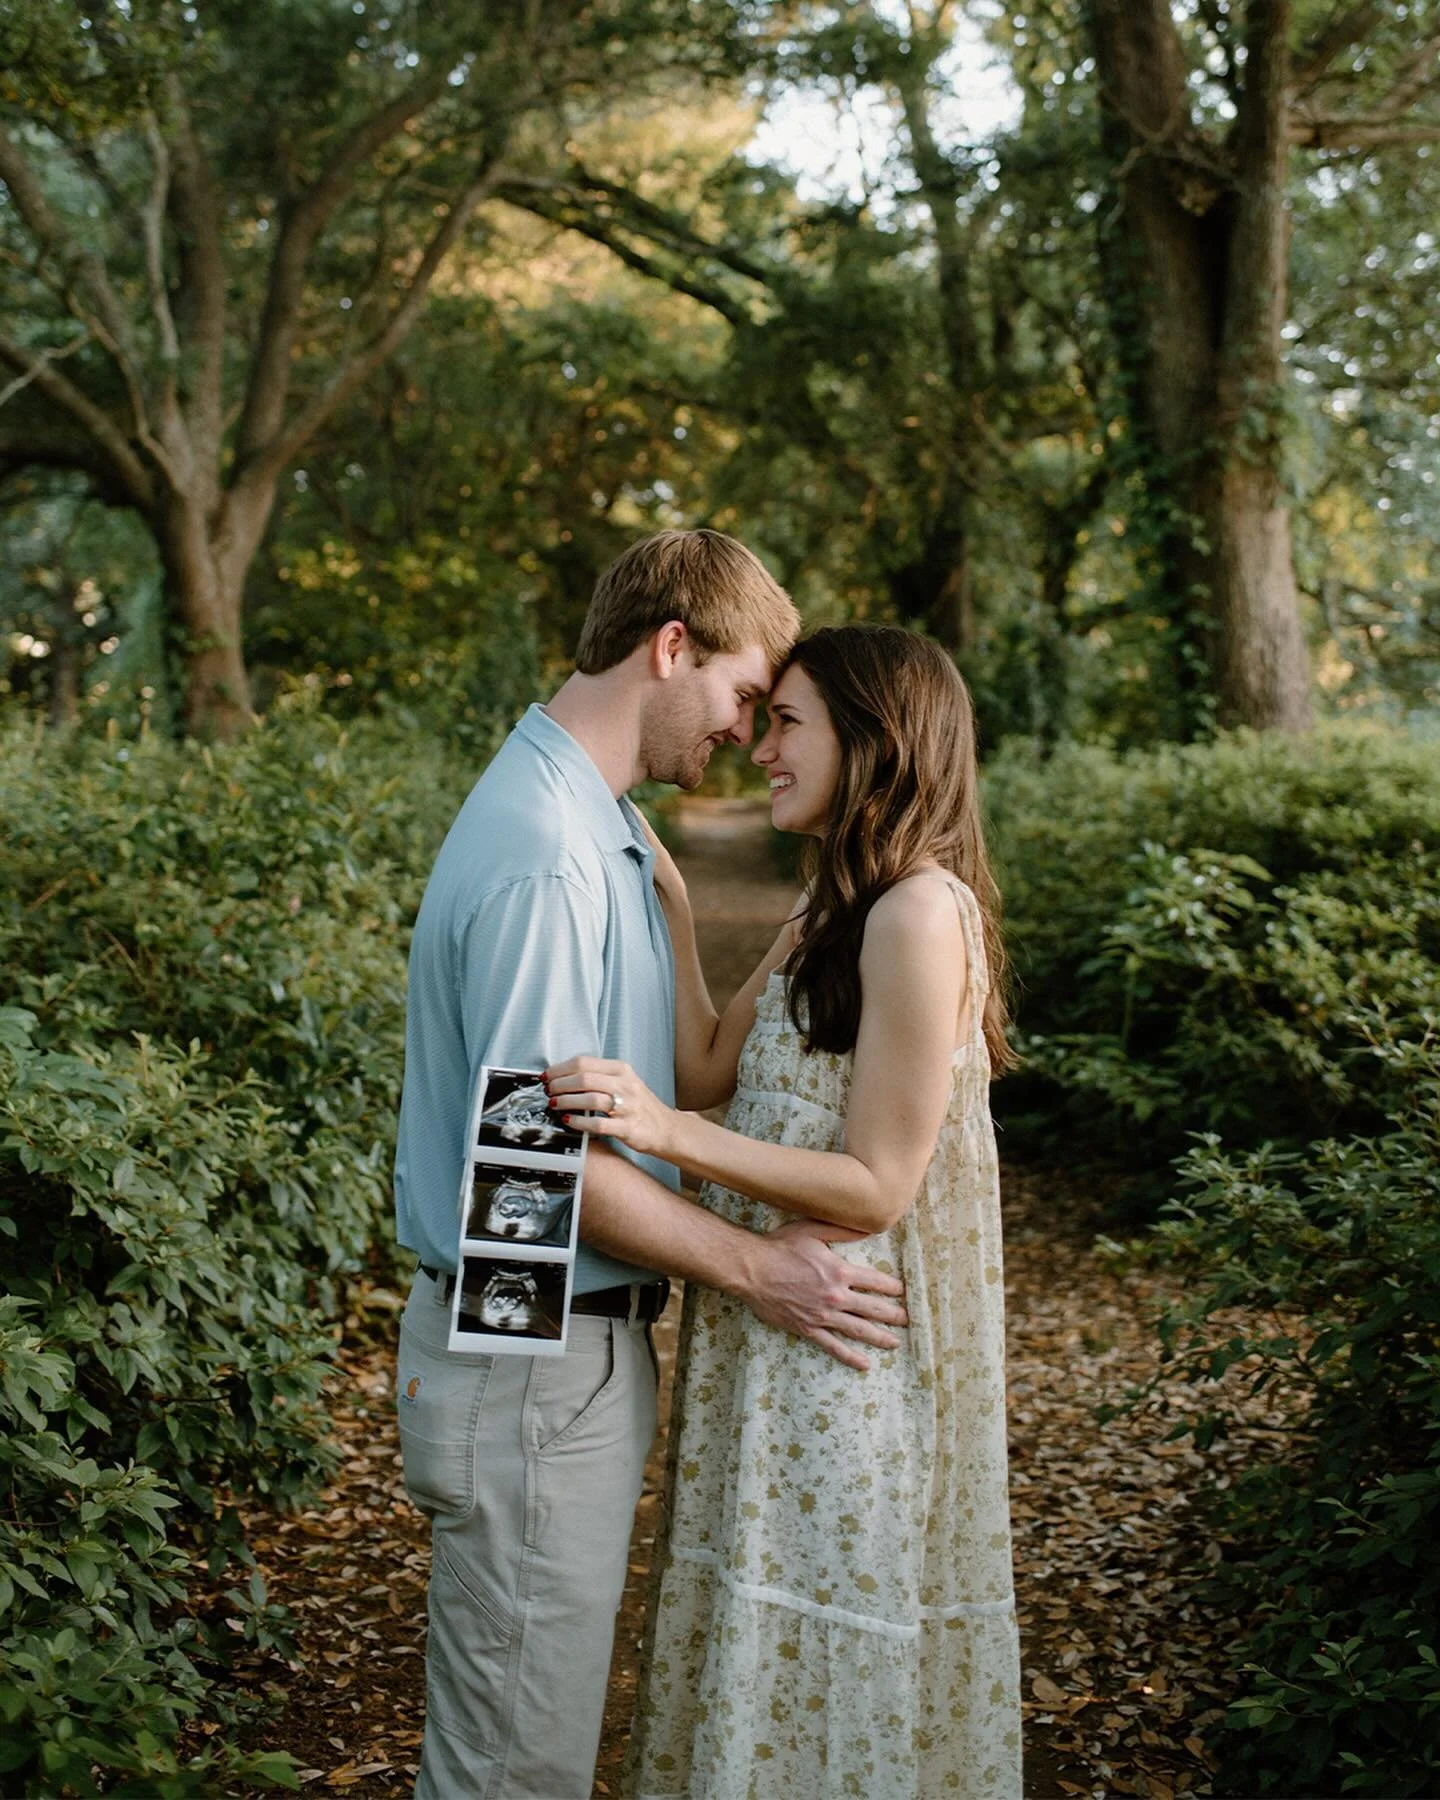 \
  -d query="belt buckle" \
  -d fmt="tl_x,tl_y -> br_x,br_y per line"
625,1284 -> 643,1328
